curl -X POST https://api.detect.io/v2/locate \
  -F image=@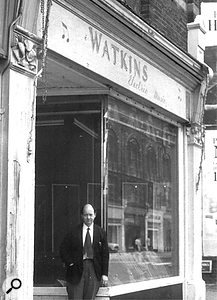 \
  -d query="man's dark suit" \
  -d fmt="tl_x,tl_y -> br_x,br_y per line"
60,223 -> 109,285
